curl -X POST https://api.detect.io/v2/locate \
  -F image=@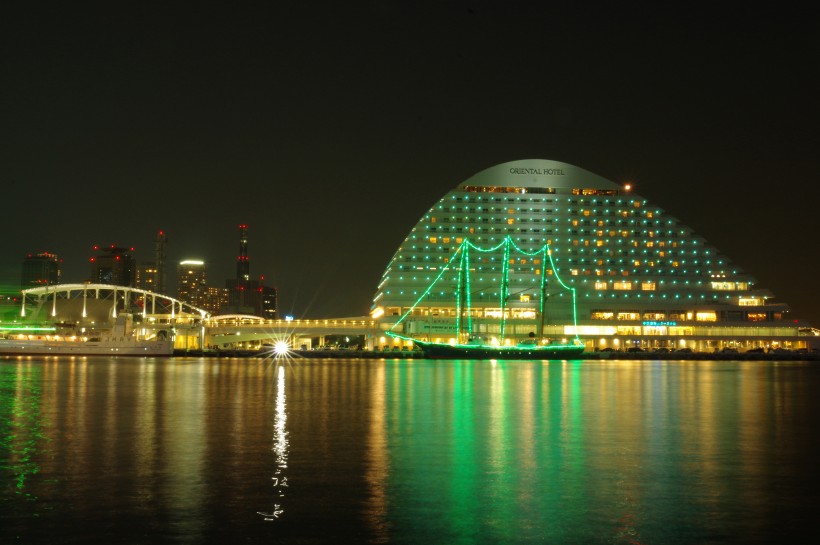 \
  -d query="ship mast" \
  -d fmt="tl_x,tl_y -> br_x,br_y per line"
537,244 -> 549,343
